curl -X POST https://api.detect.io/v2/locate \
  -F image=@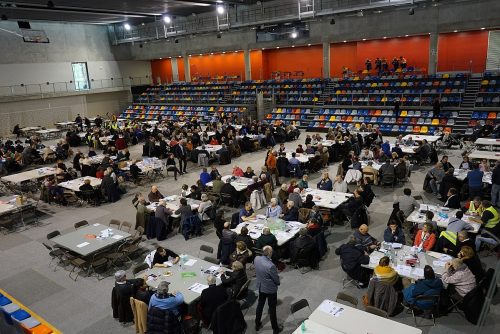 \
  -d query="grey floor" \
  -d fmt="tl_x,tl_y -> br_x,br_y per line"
0,133 -> 499,334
